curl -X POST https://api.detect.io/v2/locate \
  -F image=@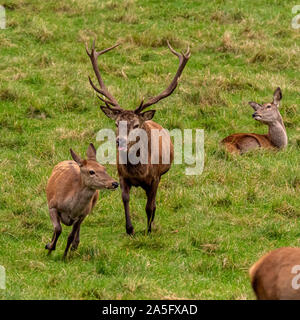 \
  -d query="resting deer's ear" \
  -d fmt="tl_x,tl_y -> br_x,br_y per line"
100,106 -> 121,120
139,110 -> 156,121
248,102 -> 261,111
87,143 -> 97,161
273,87 -> 282,106
70,149 -> 83,167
